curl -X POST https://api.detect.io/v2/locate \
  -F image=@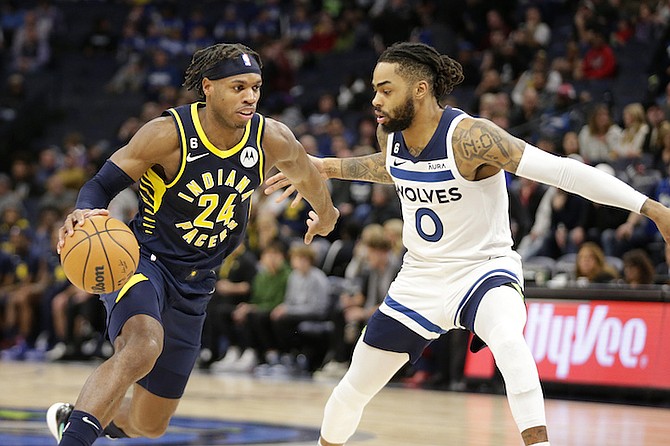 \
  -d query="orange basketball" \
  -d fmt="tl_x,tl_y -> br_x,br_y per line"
60,214 -> 140,294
